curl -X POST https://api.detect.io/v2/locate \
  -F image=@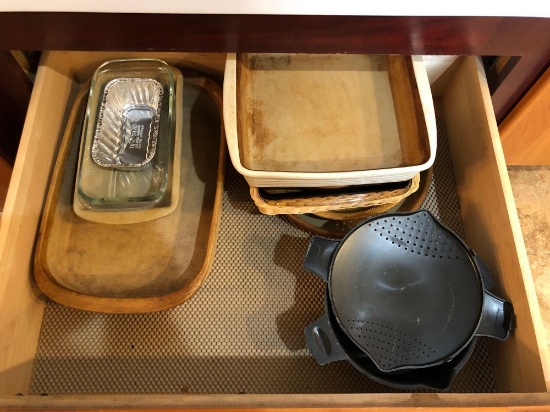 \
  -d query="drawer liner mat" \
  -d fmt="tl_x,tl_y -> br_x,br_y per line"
30,116 -> 496,394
